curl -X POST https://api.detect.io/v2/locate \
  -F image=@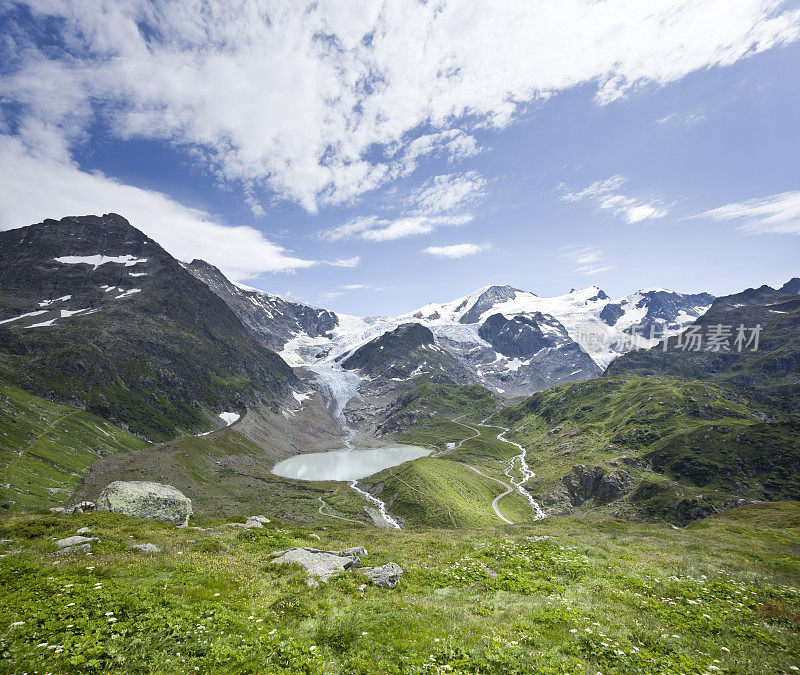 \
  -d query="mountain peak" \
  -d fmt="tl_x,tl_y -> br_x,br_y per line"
780,277 -> 800,294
